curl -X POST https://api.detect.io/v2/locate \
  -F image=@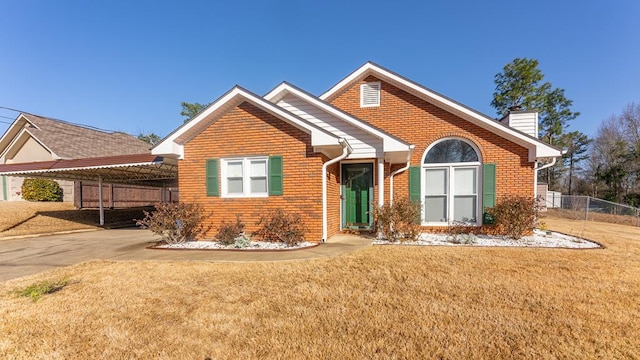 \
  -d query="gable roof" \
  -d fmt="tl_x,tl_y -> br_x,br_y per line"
320,62 -> 562,161
153,86 -> 343,159
264,82 -> 413,163
0,113 -> 151,161
265,82 -> 413,151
